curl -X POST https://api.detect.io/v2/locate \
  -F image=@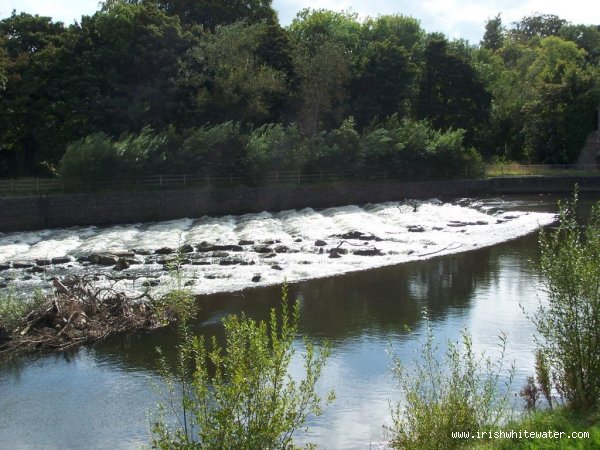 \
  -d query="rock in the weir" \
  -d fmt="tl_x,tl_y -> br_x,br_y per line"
252,274 -> 261,283
142,280 -> 160,287
197,243 -> 243,252
113,258 -> 130,271
238,239 -> 255,246
192,260 -> 211,266
253,245 -> 272,254
51,256 -> 72,265
353,248 -> 383,256
219,259 -> 243,266
155,247 -> 174,255
315,240 -> 327,247
329,250 -> 342,259
36,259 -> 52,266
0,264 -> 10,271
334,231 -> 382,241
133,249 -> 152,256
294,238 -> 303,242
13,261 -> 33,269
407,225 -> 426,233
475,220 -> 488,225
274,245 -> 289,253
89,254 -> 120,266
212,251 -> 229,258
178,244 -> 194,253
113,251 -> 135,258
272,264 -> 283,271
447,222 -> 467,227
29,266 -> 46,274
